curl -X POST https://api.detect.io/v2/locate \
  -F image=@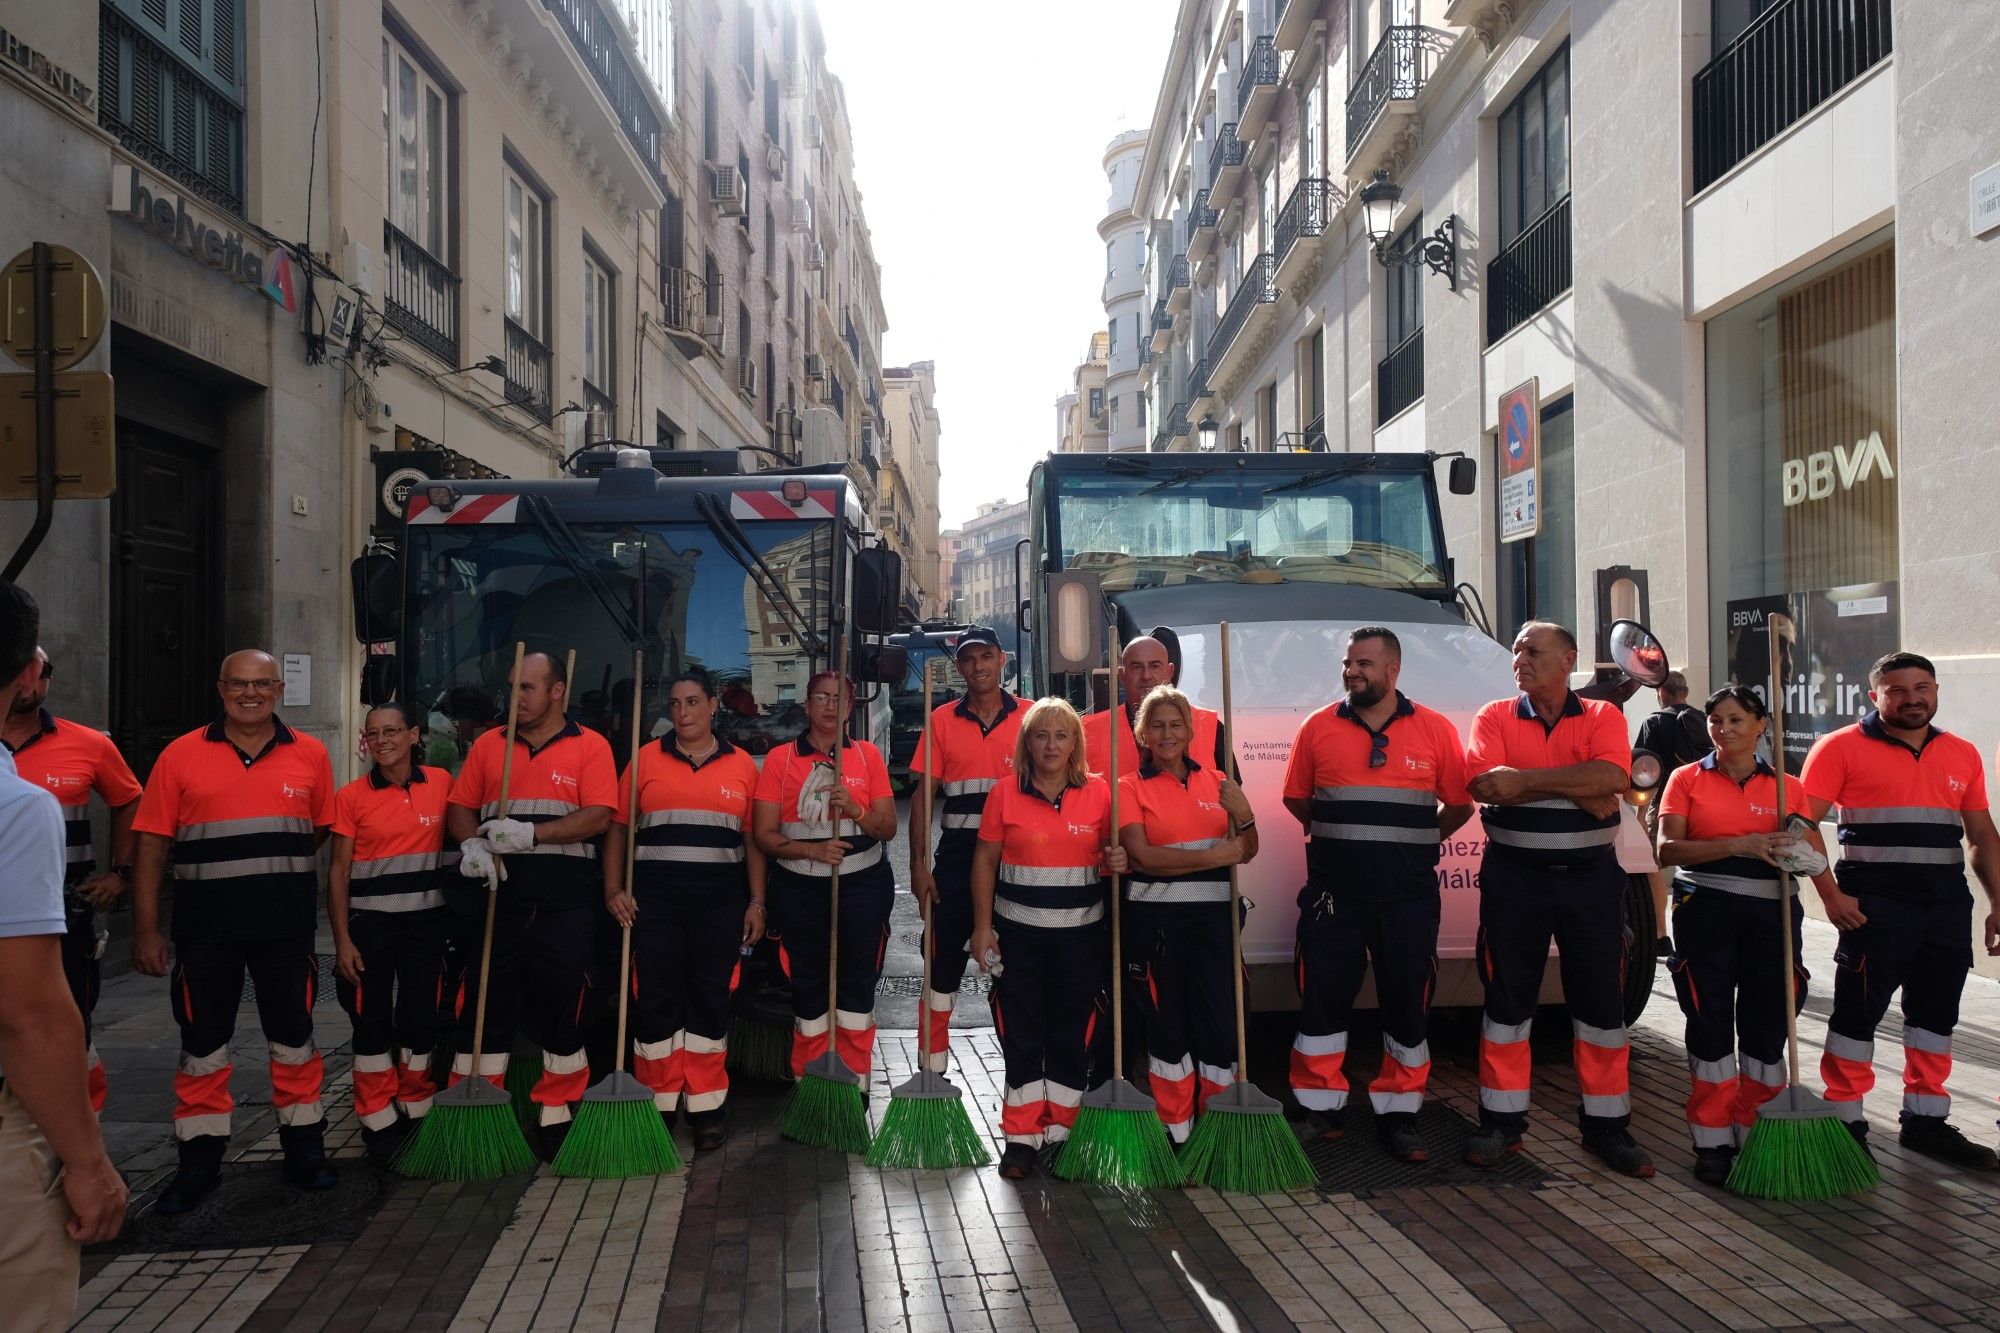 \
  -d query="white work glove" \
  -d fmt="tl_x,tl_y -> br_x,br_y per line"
1775,841 -> 1828,877
479,818 -> 537,853
457,837 -> 506,892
